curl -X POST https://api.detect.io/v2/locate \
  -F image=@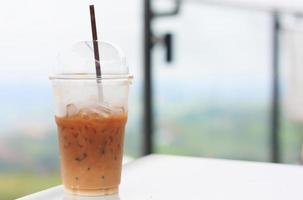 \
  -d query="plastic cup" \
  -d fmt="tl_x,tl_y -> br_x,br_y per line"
50,41 -> 132,196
